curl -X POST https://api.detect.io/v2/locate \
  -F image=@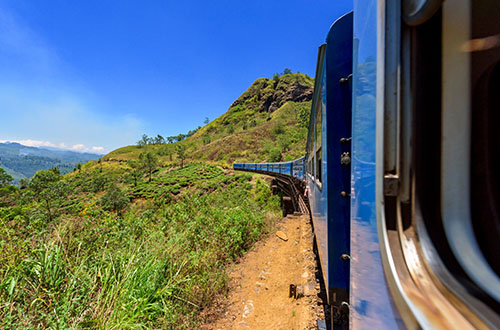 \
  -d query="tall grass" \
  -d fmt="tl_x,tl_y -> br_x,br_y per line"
0,166 -> 279,329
